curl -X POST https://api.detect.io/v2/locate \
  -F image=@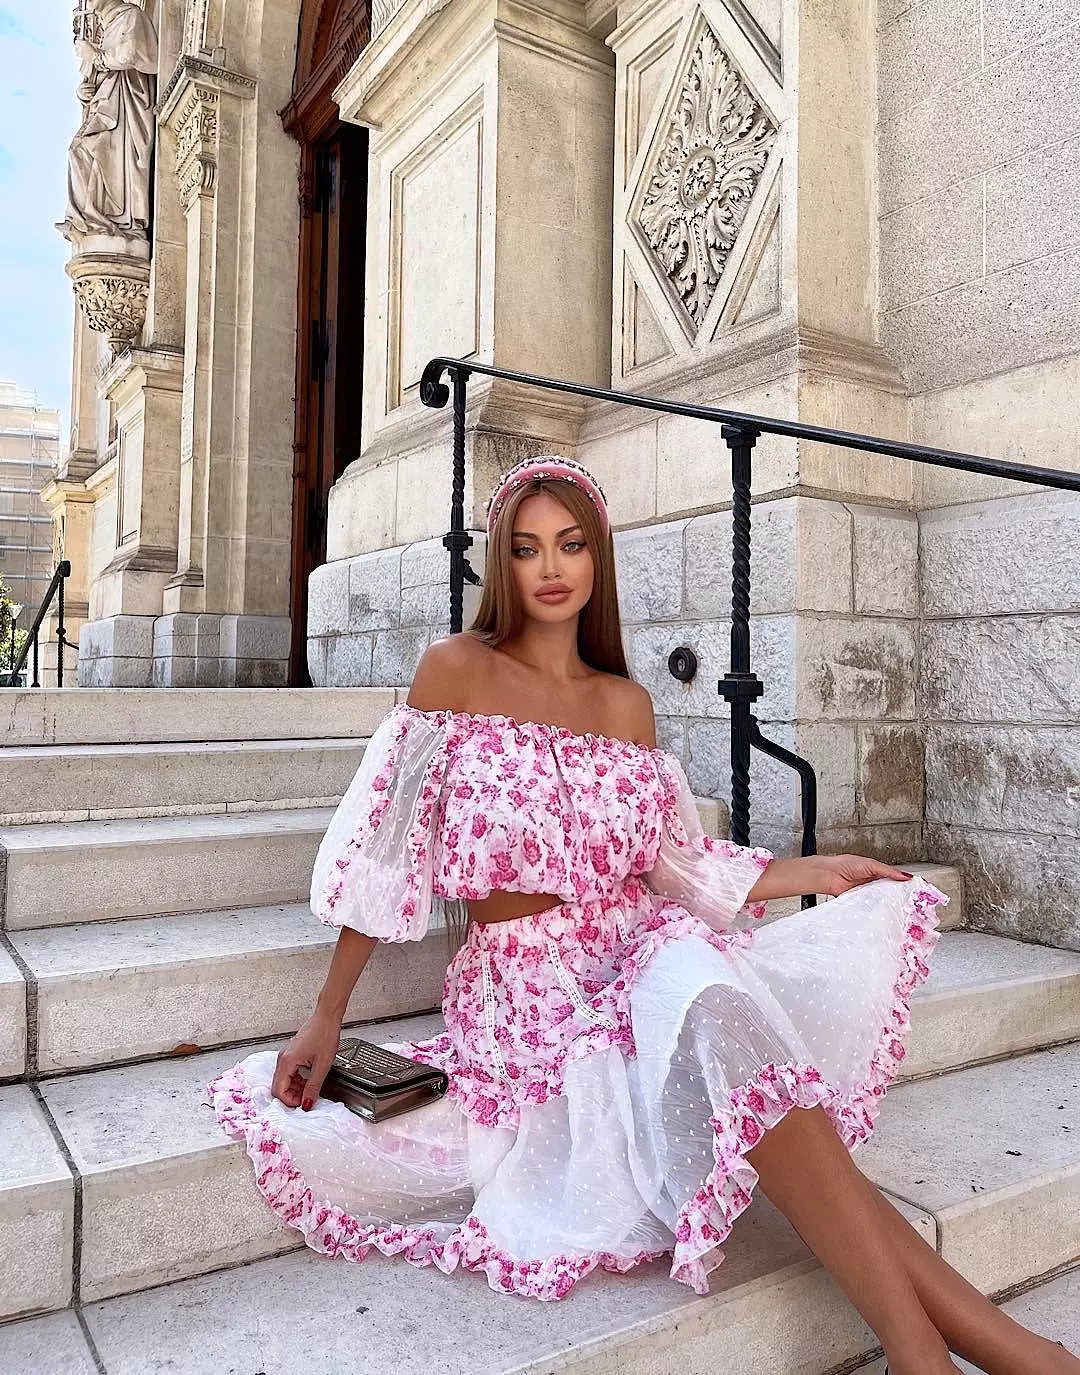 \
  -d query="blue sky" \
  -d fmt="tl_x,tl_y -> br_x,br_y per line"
0,3 -> 81,419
